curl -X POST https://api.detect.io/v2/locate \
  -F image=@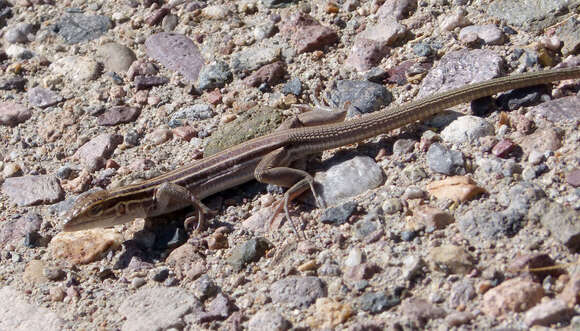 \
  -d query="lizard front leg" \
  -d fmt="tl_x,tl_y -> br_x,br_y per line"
152,182 -> 213,233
